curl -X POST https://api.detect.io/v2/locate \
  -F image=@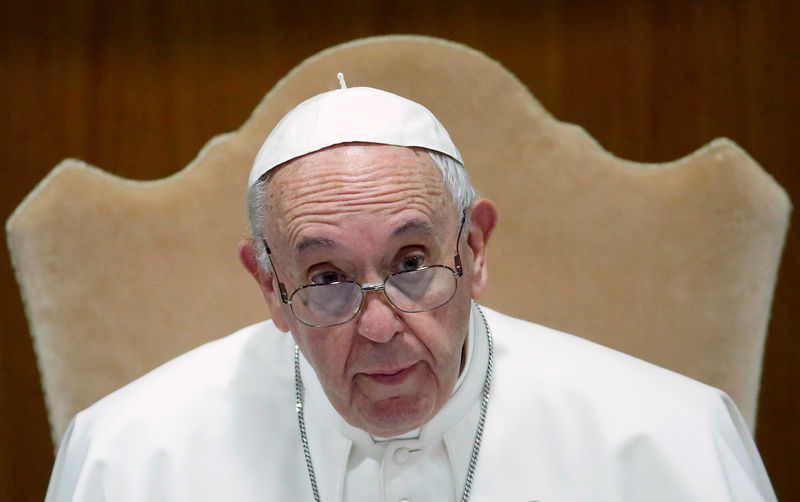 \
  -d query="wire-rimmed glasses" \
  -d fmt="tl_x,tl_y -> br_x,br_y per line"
263,211 -> 466,328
